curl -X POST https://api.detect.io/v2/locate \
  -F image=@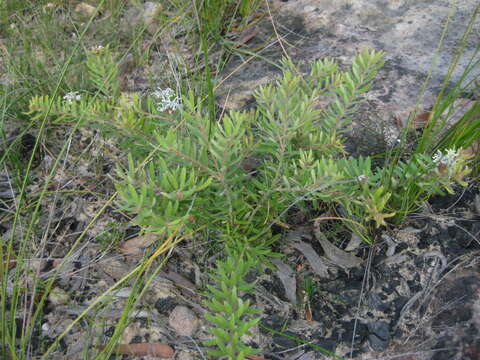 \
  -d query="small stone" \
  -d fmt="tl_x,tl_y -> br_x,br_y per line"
43,3 -> 56,12
48,287 -> 70,306
100,257 -> 131,280
368,321 -> 390,340
123,2 -> 162,35
168,305 -> 198,337
177,351 -> 193,360
74,3 -> 97,18
26,259 -> 47,273
142,2 -> 163,35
